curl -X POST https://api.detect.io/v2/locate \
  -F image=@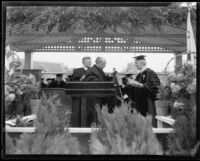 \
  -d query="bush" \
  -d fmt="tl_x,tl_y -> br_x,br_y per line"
6,93 -> 80,154
166,104 -> 199,156
89,102 -> 163,154
5,134 -> 15,154
166,62 -> 199,156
